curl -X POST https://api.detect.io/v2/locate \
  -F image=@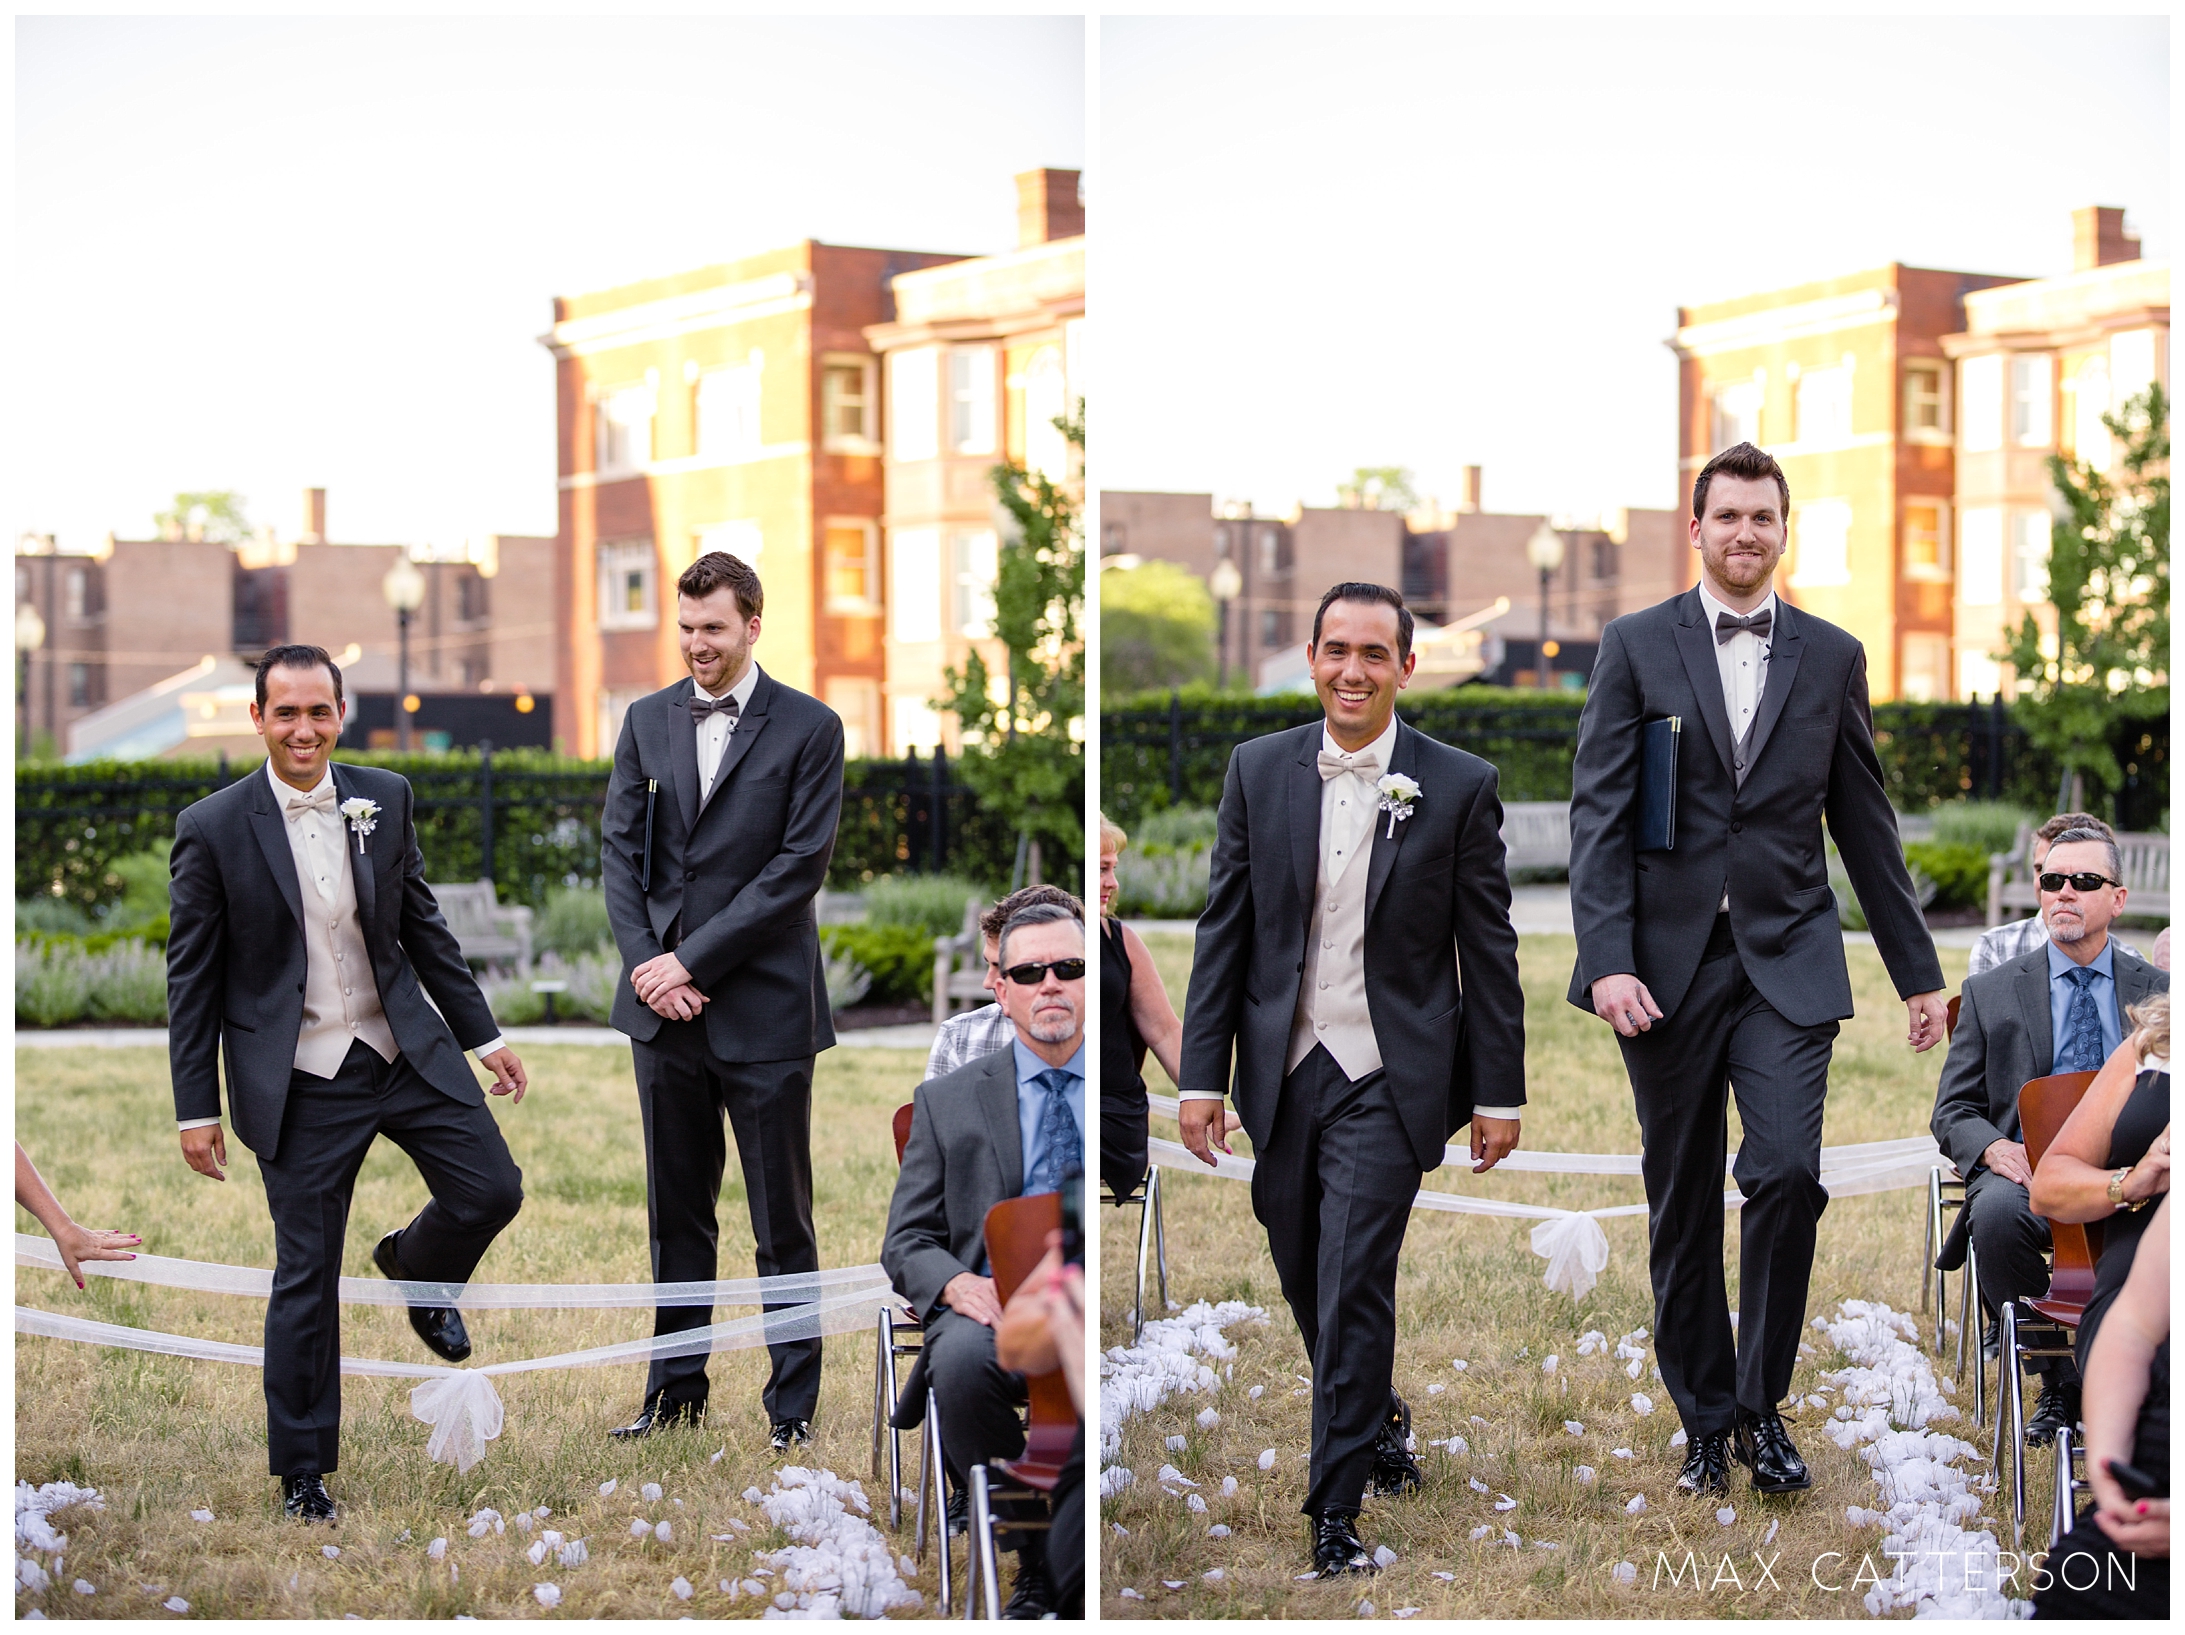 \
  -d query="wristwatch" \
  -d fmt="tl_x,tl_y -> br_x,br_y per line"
2108,1168 -> 2143,1211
